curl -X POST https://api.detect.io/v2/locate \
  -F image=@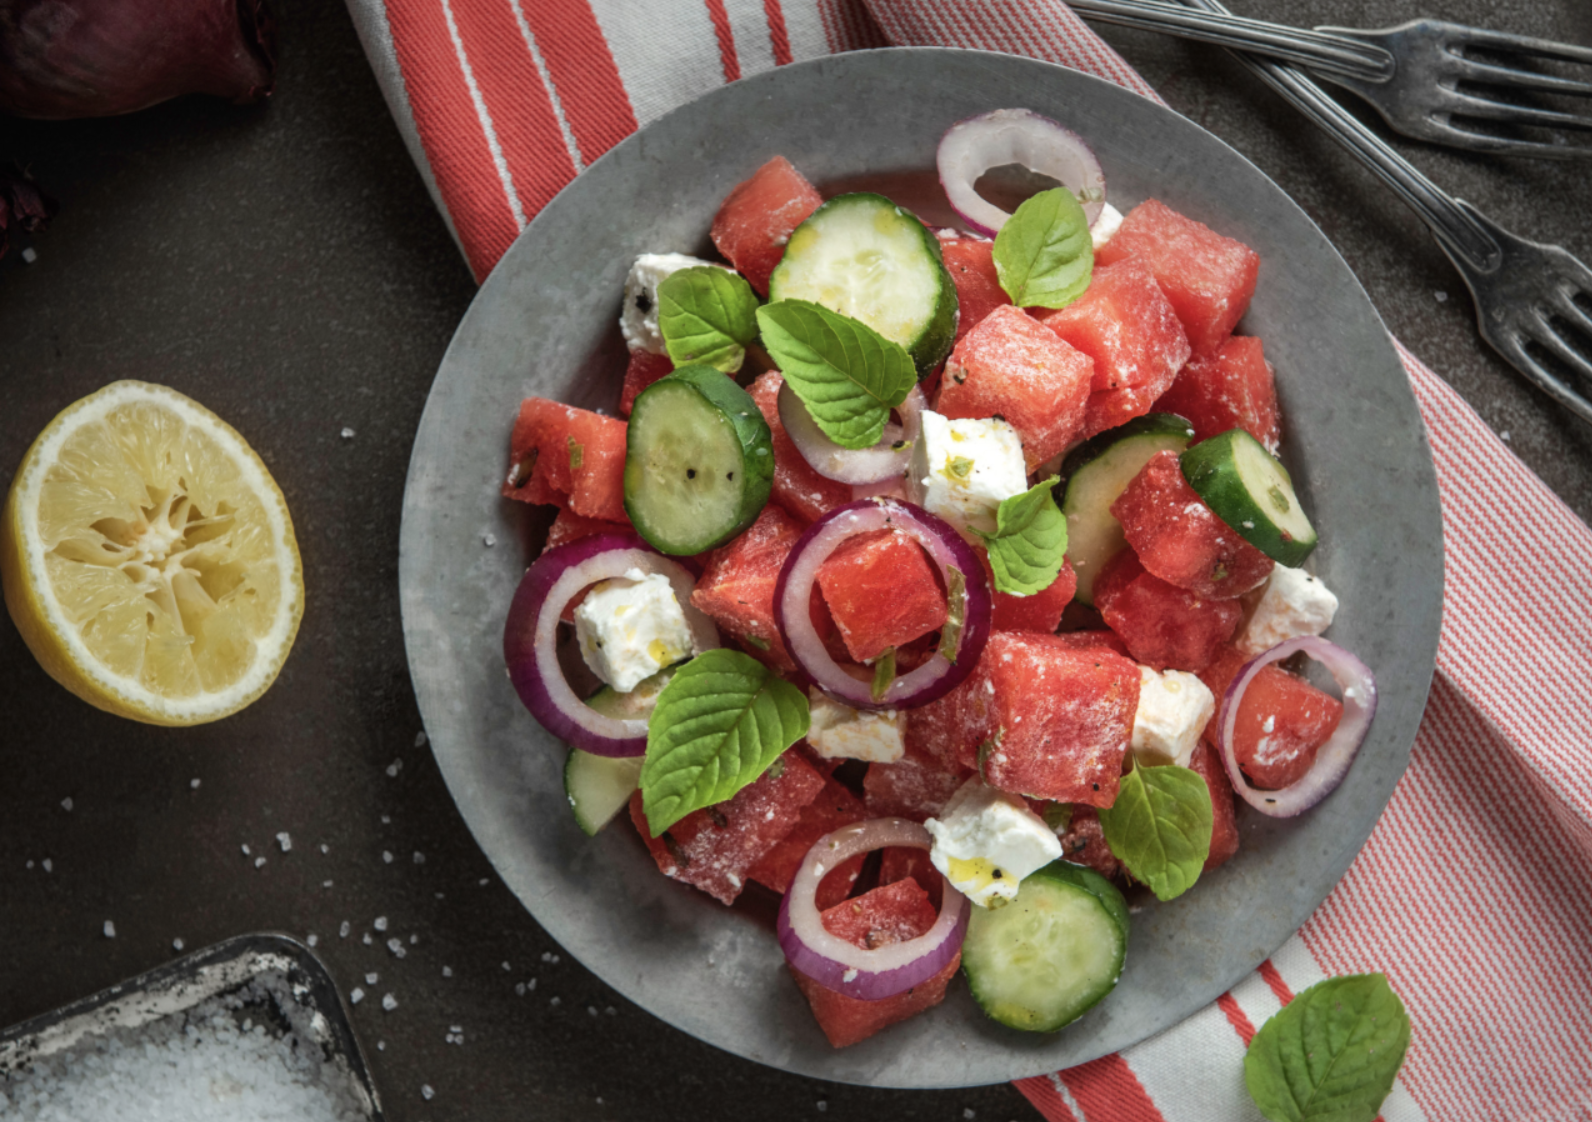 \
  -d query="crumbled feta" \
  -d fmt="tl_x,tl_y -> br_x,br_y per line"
1237,566 -> 1339,656
924,779 -> 1062,908
908,411 -> 1028,538
805,689 -> 905,763
619,253 -> 725,354
574,568 -> 695,693
1090,202 -> 1124,250
1131,666 -> 1215,768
